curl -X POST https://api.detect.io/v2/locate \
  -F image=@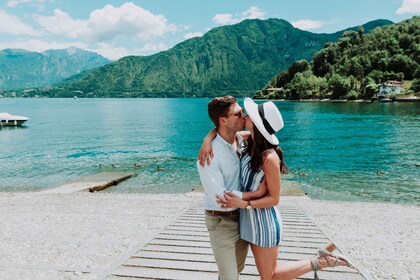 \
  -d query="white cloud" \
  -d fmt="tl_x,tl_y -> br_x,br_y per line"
241,6 -> 266,19
88,3 -> 177,42
34,9 -> 87,39
396,0 -> 420,14
184,32 -> 203,40
7,0 -> 53,8
34,2 -> 178,43
89,43 -> 129,60
213,6 -> 266,25
213,14 -> 236,25
292,19 -> 324,30
0,9 -> 41,36
137,43 -> 169,55
90,42 -> 170,60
